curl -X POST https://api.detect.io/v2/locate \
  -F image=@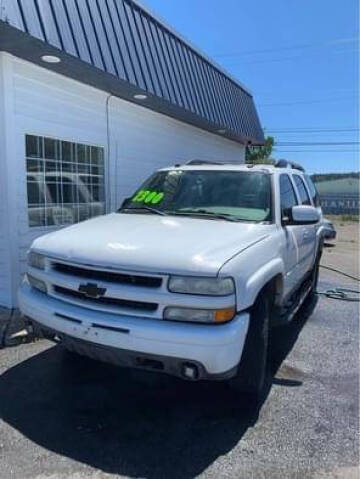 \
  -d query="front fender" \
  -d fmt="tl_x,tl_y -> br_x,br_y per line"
243,257 -> 285,310
316,224 -> 325,254
218,233 -> 285,312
